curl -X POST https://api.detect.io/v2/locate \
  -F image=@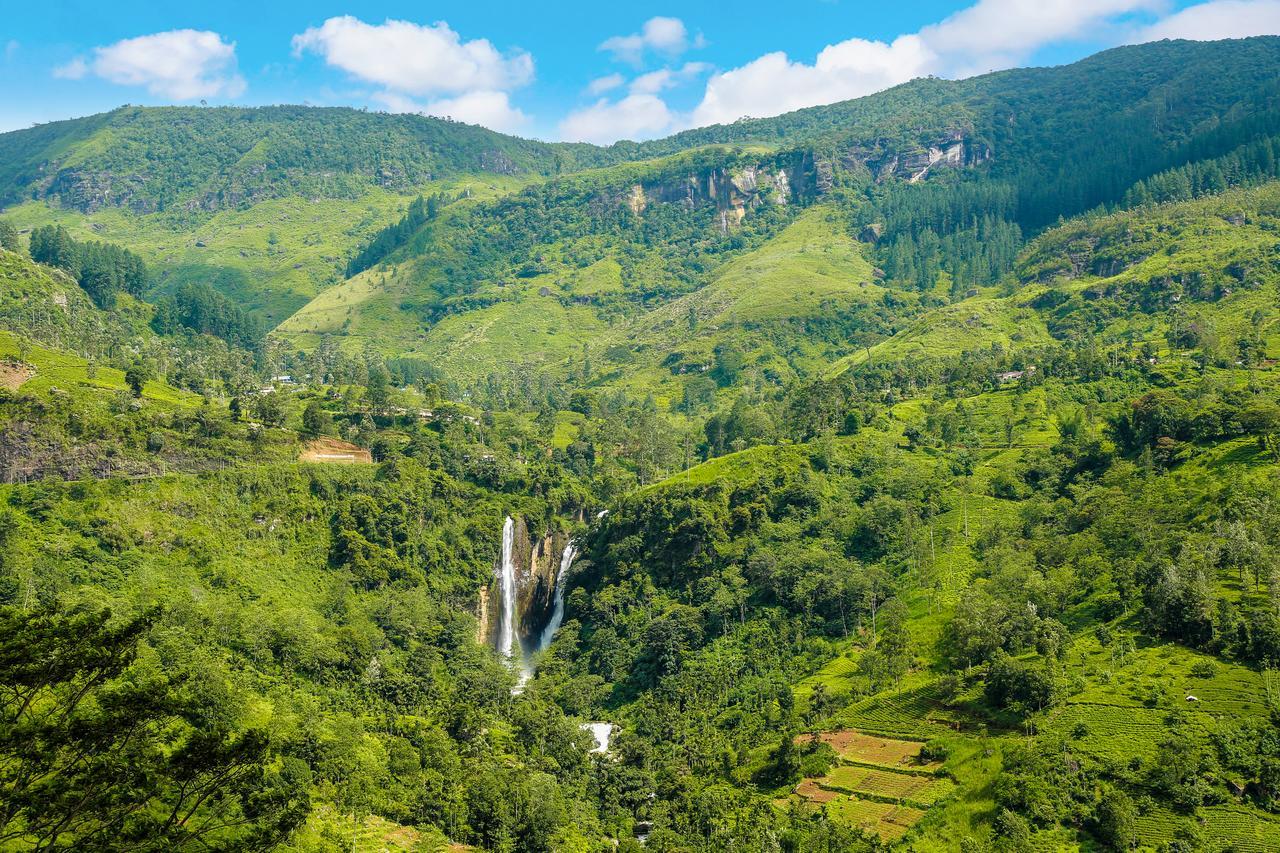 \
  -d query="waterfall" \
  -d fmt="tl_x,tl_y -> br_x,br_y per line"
536,541 -> 577,654
497,516 -> 517,661
582,722 -> 614,754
